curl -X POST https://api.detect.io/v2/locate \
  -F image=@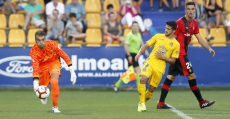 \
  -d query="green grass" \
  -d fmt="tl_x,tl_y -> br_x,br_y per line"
0,88 -> 229,119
